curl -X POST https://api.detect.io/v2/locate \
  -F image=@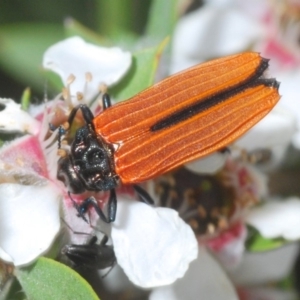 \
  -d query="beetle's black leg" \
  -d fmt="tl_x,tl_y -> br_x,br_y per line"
68,192 -> 89,223
98,233 -> 116,278
88,235 -> 98,245
72,189 -> 117,223
99,234 -> 109,247
102,93 -> 112,110
68,192 -> 110,223
68,104 -> 95,127
56,105 -> 95,150
81,197 -> 111,223
62,96 -> 110,143
133,184 -> 155,205
107,189 -> 117,222
219,147 -> 231,154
